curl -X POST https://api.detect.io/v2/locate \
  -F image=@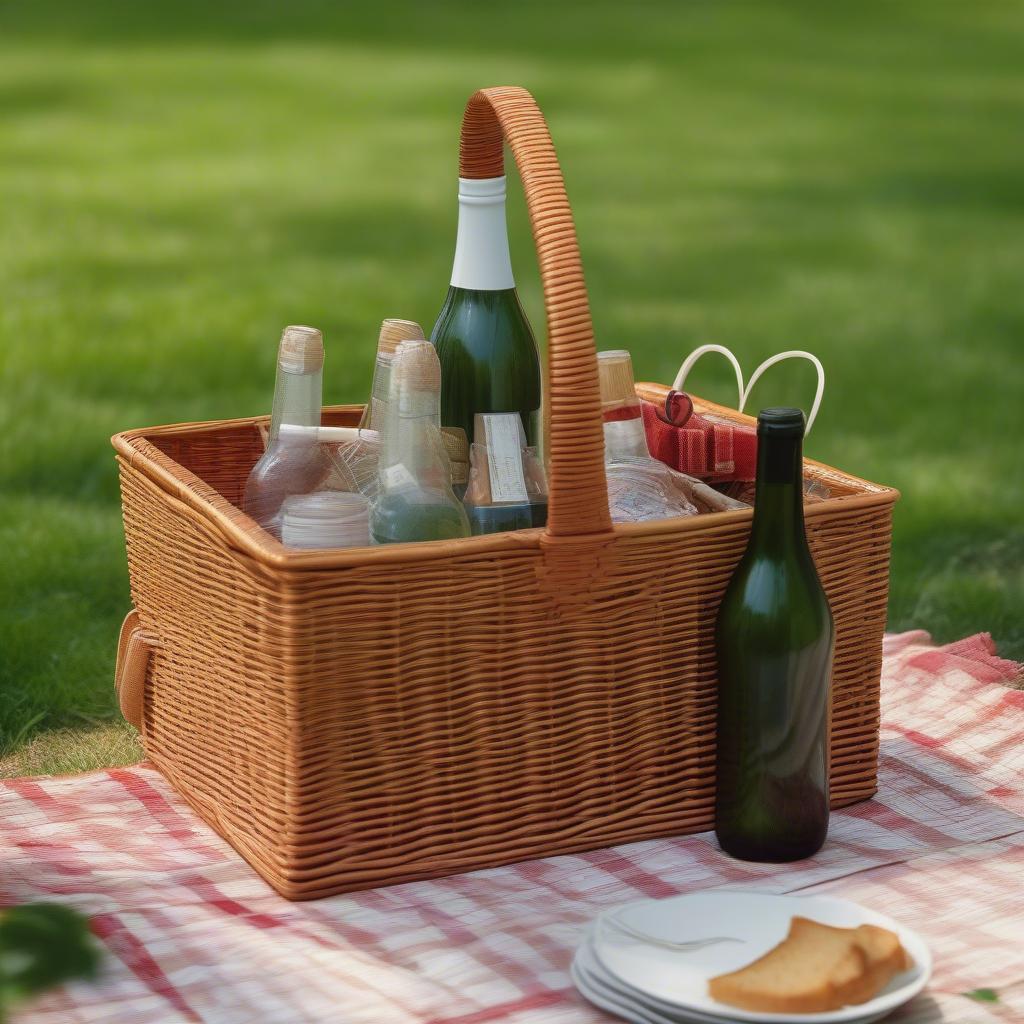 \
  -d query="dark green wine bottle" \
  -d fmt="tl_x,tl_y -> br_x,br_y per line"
714,408 -> 835,862
431,176 -> 542,447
